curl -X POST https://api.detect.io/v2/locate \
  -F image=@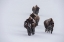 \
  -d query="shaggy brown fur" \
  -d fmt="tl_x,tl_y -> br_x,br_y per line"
24,16 -> 36,29
24,16 -> 36,36
32,5 -> 40,14
30,13 -> 40,26
44,18 -> 54,34
24,20 -> 28,29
